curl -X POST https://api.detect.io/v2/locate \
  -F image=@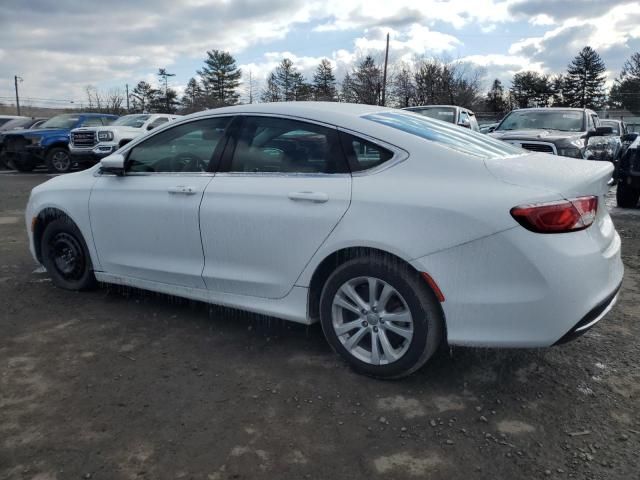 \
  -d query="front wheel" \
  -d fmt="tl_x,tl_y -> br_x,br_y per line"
41,218 -> 97,290
616,181 -> 640,208
320,257 -> 443,379
46,147 -> 72,174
